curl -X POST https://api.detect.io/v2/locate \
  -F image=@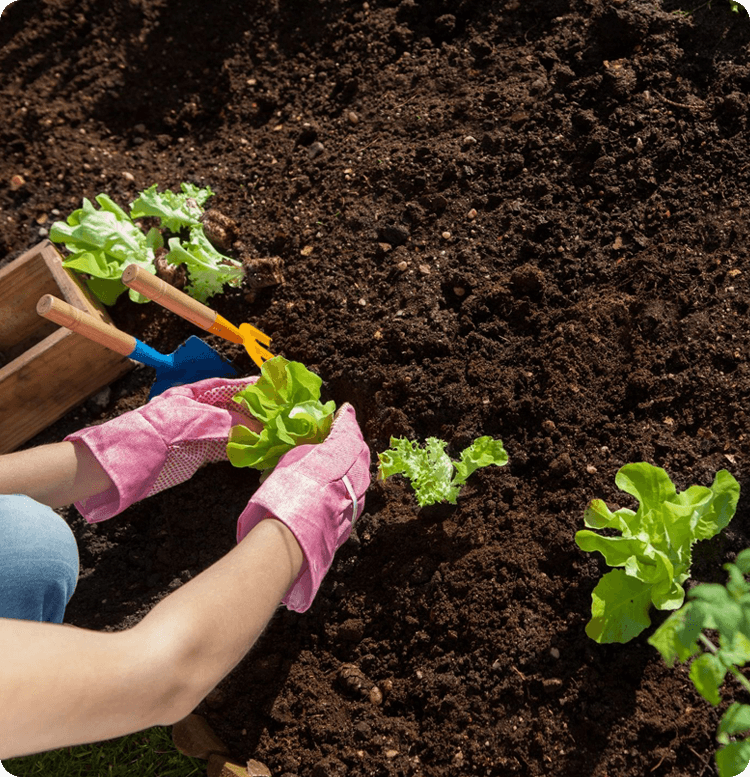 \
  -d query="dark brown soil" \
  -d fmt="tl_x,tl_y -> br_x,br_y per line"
3,1 -> 750,775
